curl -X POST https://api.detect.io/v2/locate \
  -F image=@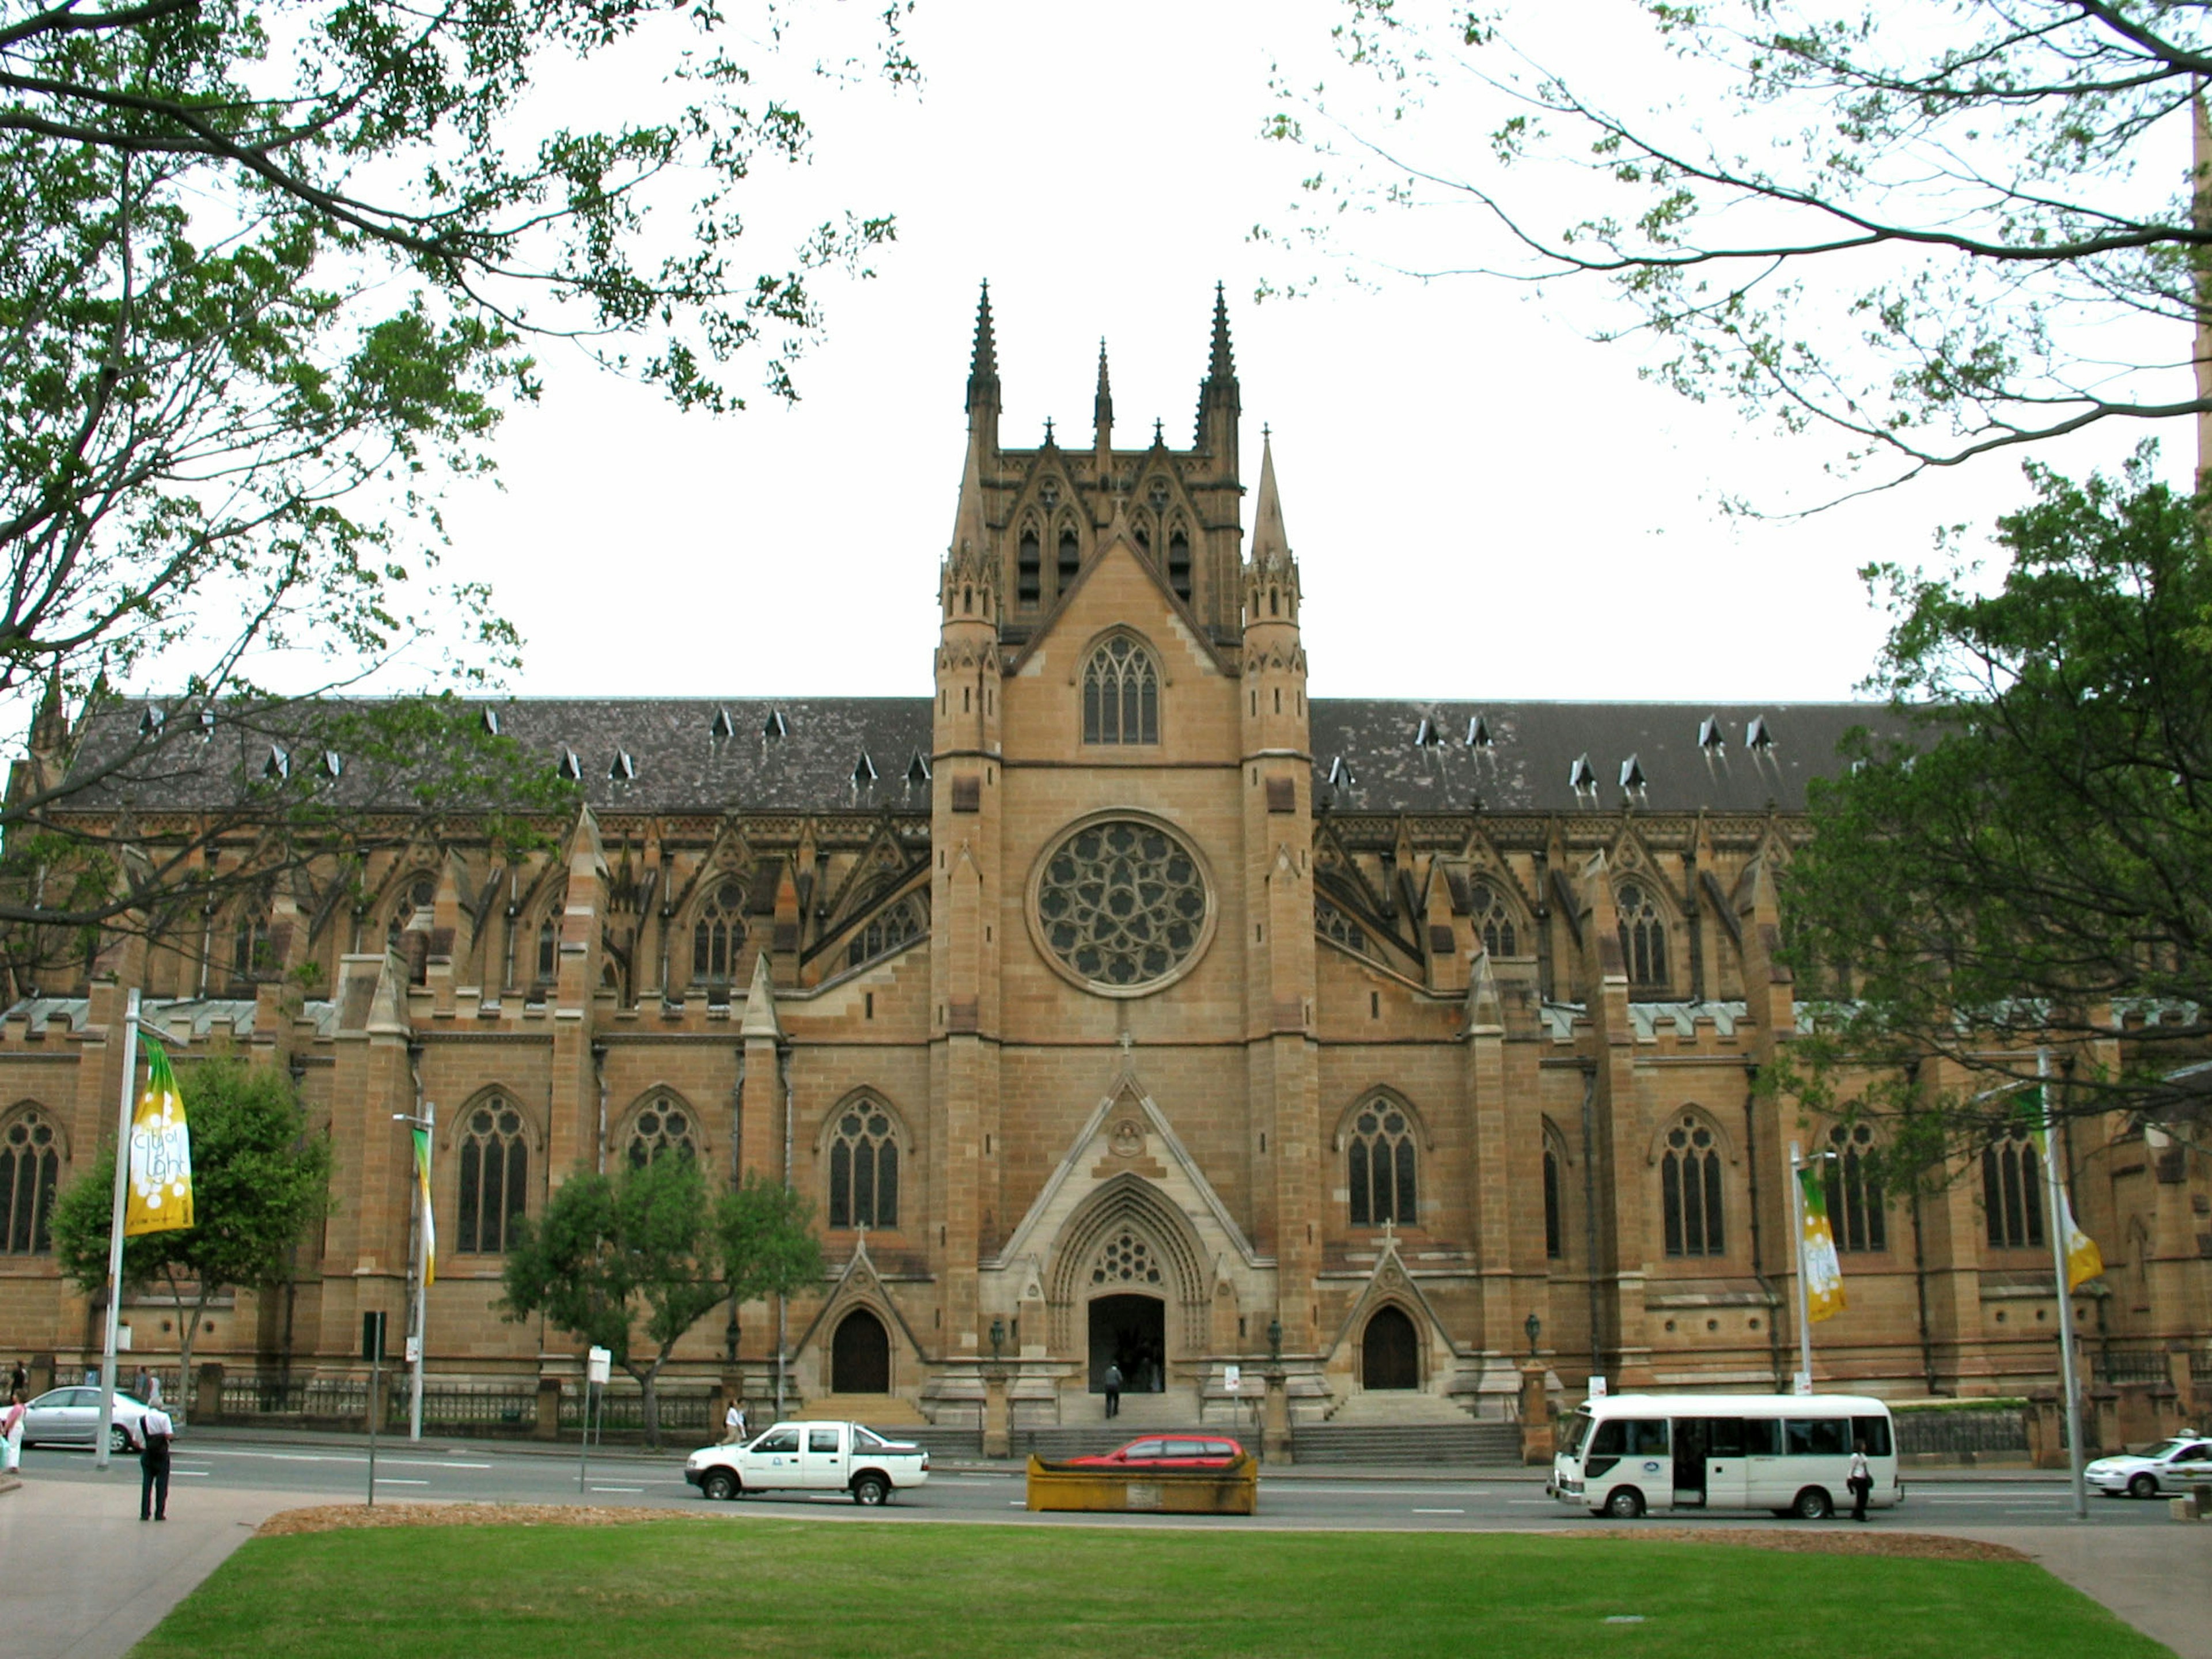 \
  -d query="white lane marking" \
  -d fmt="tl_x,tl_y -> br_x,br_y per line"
1009,1501 -> 1027,1508
373,1478 -> 428,1485
1411,1508 -> 1466,1515
590,1486 -> 645,1493
173,1470 -> 210,1477
179,1449 -> 491,1469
